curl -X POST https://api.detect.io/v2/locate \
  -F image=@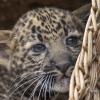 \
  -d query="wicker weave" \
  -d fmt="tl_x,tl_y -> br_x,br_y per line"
69,0 -> 100,100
